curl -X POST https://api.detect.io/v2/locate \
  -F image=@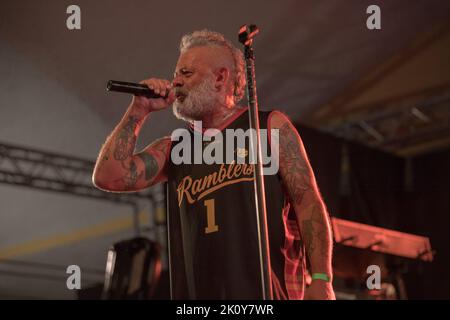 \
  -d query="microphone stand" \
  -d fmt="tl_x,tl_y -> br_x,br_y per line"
238,24 -> 273,300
